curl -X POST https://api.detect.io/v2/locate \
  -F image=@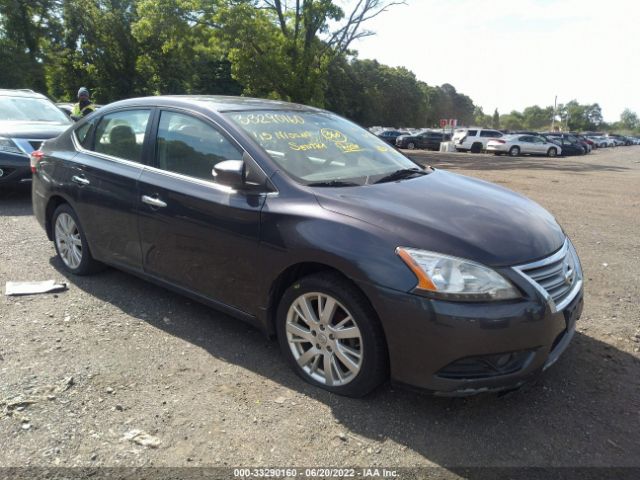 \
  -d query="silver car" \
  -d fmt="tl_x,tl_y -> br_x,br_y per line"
487,134 -> 562,157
